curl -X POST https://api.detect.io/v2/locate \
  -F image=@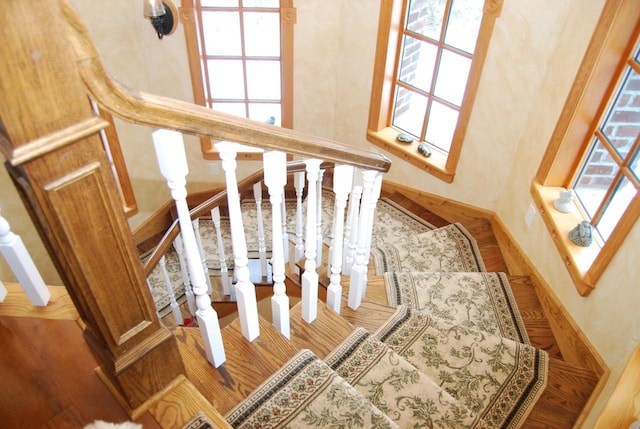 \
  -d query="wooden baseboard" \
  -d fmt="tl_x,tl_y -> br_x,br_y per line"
382,180 -> 493,224
490,214 -> 609,428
